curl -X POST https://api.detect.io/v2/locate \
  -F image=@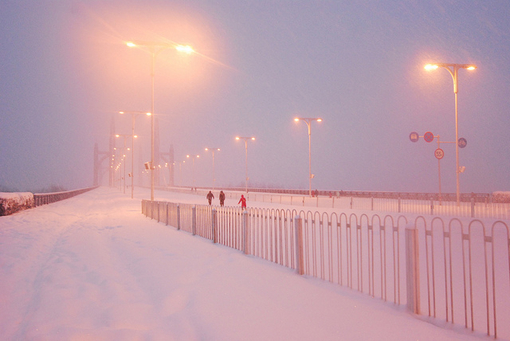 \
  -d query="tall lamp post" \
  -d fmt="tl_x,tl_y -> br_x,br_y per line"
119,111 -> 150,199
235,136 -> 255,193
294,117 -> 322,196
186,154 -> 200,189
205,147 -> 220,189
424,63 -> 476,205
115,134 -> 136,194
126,41 -> 194,201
